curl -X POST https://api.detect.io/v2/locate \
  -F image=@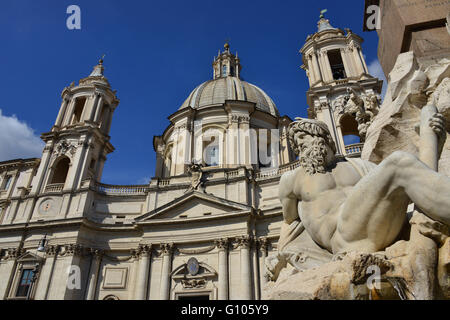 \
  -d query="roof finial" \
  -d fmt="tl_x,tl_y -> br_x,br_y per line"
320,9 -> 327,19
224,38 -> 230,52
99,54 -> 106,65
